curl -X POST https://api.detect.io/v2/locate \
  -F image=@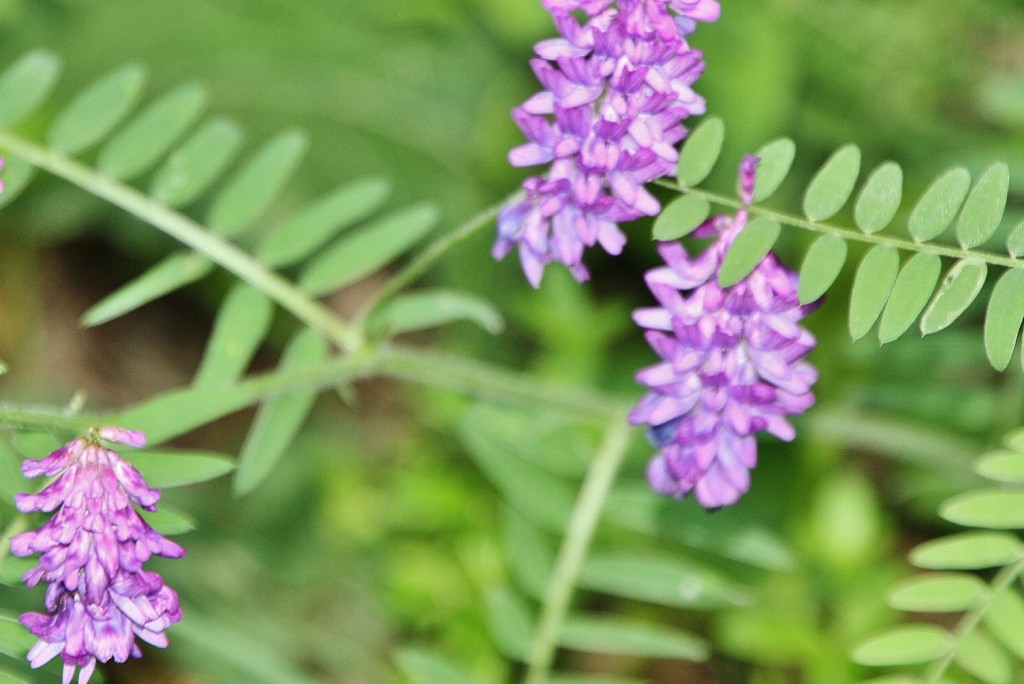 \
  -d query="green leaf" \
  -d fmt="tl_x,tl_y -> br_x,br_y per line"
549,676 -> 651,684
941,489 -> 1024,529
80,251 -> 214,327
983,268 -> 1024,371
48,63 -> 147,155
559,617 -> 707,661
394,649 -> 477,684
803,144 -> 861,221
579,553 -> 754,610
1004,428 -> 1024,453
975,450 -> 1024,484
0,557 -> 33,588
850,625 -> 950,666
1006,219 -> 1024,258
676,116 -> 724,188
919,260 -> 988,335
484,587 -> 533,662
459,411 -> 575,531
910,532 -> 1023,570
798,234 -> 847,304
954,631 -> 1011,684
118,385 -> 260,445
370,289 -> 504,337
753,137 -> 795,202
300,204 -> 439,296
0,50 -> 62,126
0,671 -> 28,684
150,117 -> 245,207
193,284 -> 274,388
0,614 -> 35,659
206,130 -> 308,237
878,252 -> 941,343
854,161 -> 903,234
0,153 -> 36,208
234,329 -> 328,495
97,83 -> 207,181
908,168 -> 971,242
887,573 -> 988,612
258,177 -> 391,268
848,245 -> 899,340
718,216 -> 780,287
651,194 -> 710,241
956,163 -> 1010,249
984,589 -> 1024,660
139,503 -> 195,535
504,506 -> 554,599
125,450 -> 234,488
